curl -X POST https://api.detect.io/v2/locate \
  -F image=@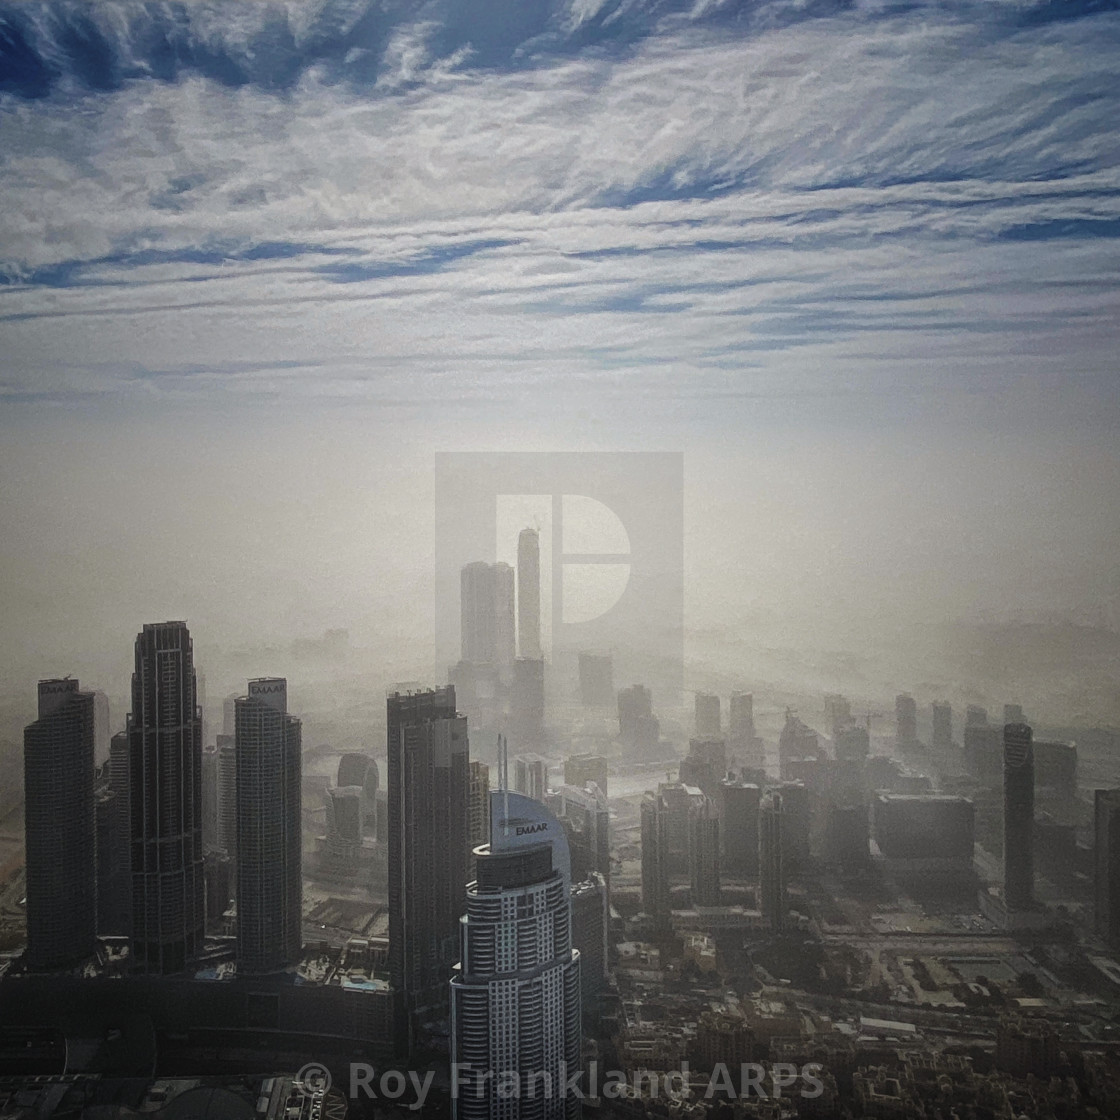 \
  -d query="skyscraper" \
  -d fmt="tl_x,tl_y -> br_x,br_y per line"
450,790 -> 581,1119
1095,789 -> 1120,948
719,779 -> 760,877
468,760 -> 490,882
23,679 -> 97,970
640,793 -> 670,925
128,622 -> 204,975
461,561 -> 516,668
689,800 -> 721,907
1003,722 -> 1035,911
514,753 -> 549,802
759,791 -> 785,932
518,527 -> 542,660
896,694 -> 918,750
578,652 -> 614,708
931,702 -> 953,750
235,678 -> 302,974
729,691 -> 755,741
387,686 -> 471,1050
